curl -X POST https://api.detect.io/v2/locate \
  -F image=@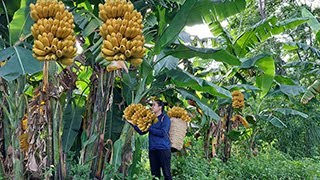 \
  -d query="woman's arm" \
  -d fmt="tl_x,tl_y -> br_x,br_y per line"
128,122 -> 147,135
